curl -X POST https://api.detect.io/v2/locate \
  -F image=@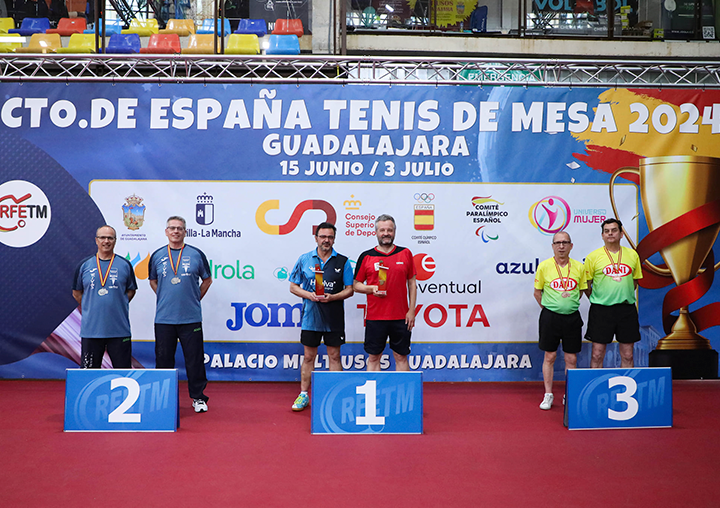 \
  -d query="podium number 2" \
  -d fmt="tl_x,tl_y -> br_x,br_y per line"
607,376 -> 639,421
355,380 -> 385,425
108,377 -> 142,423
